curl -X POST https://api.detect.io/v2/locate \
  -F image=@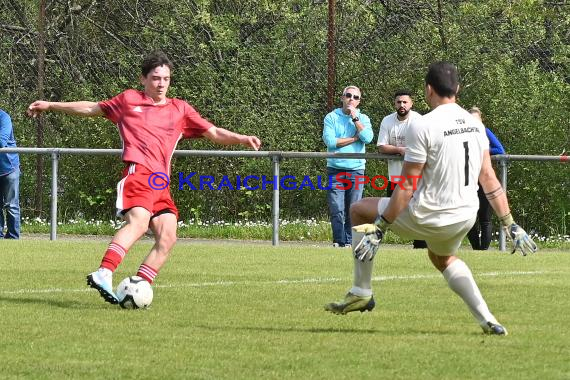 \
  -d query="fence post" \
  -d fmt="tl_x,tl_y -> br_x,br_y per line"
499,157 -> 508,251
271,154 -> 281,246
50,150 -> 59,241
35,0 -> 47,216
326,0 -> 336,112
